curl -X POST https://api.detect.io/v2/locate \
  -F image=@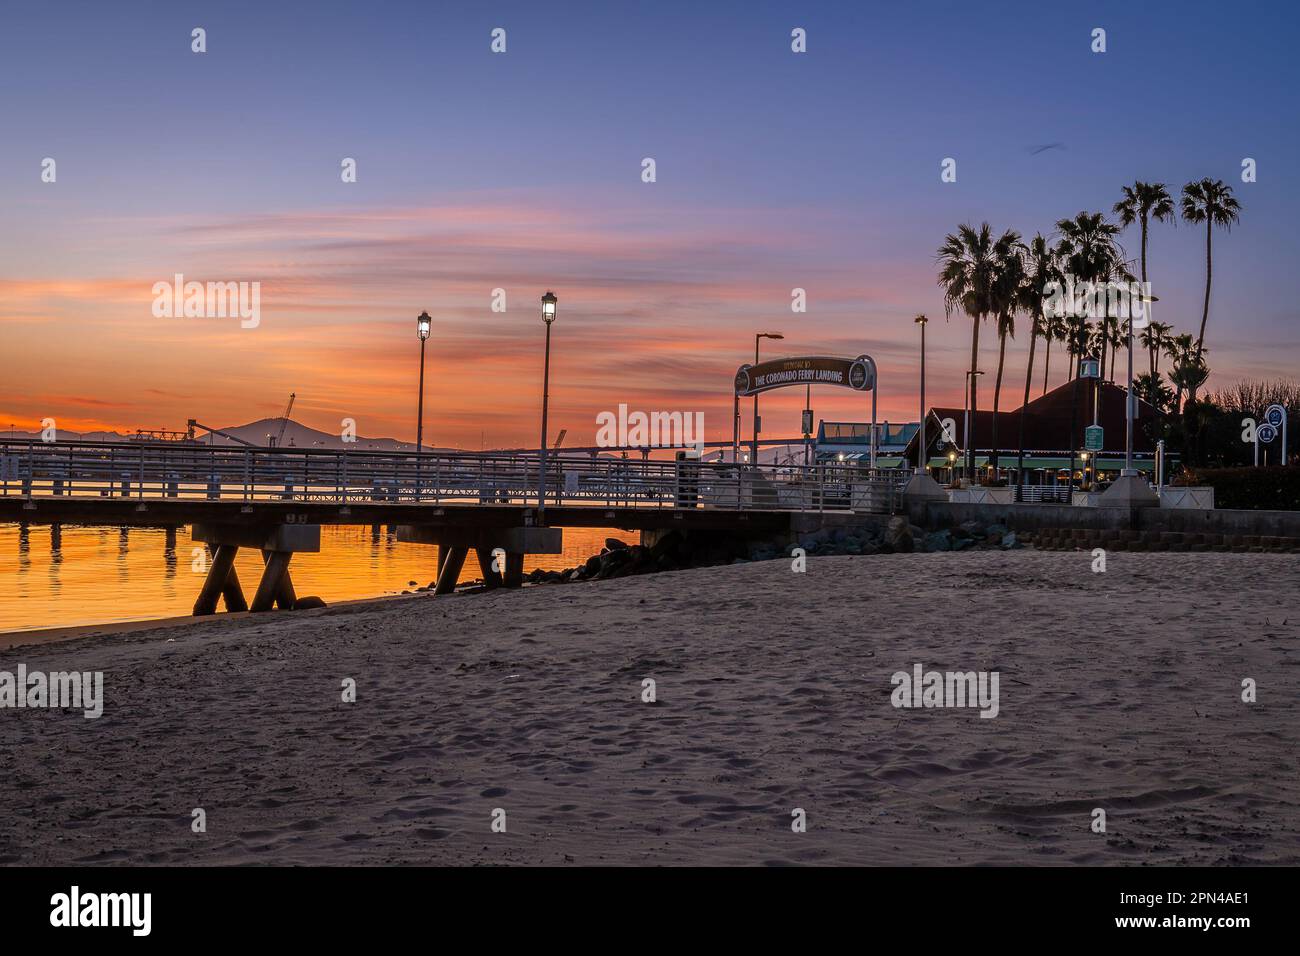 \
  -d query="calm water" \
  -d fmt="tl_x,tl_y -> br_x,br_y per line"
0,523 -> 621,634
